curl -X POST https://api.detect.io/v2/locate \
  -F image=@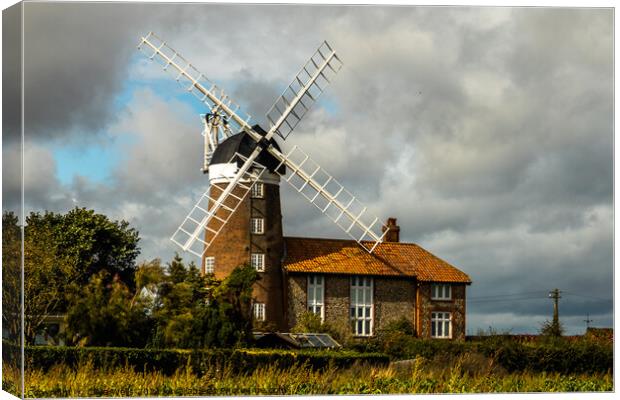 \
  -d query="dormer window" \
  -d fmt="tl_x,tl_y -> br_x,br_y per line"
431,283 -> 451,300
